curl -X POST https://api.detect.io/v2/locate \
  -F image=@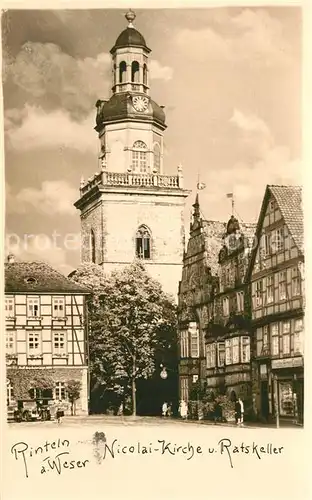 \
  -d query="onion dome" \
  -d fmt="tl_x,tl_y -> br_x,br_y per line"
110,10 -> 151,54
